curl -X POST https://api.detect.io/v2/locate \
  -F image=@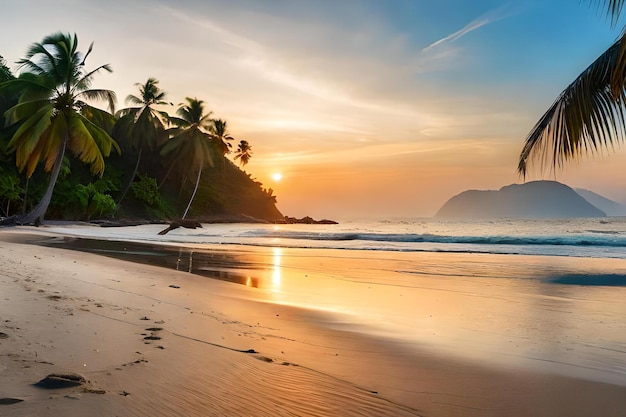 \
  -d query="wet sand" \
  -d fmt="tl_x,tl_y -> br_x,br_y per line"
1,228 -> 626,416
